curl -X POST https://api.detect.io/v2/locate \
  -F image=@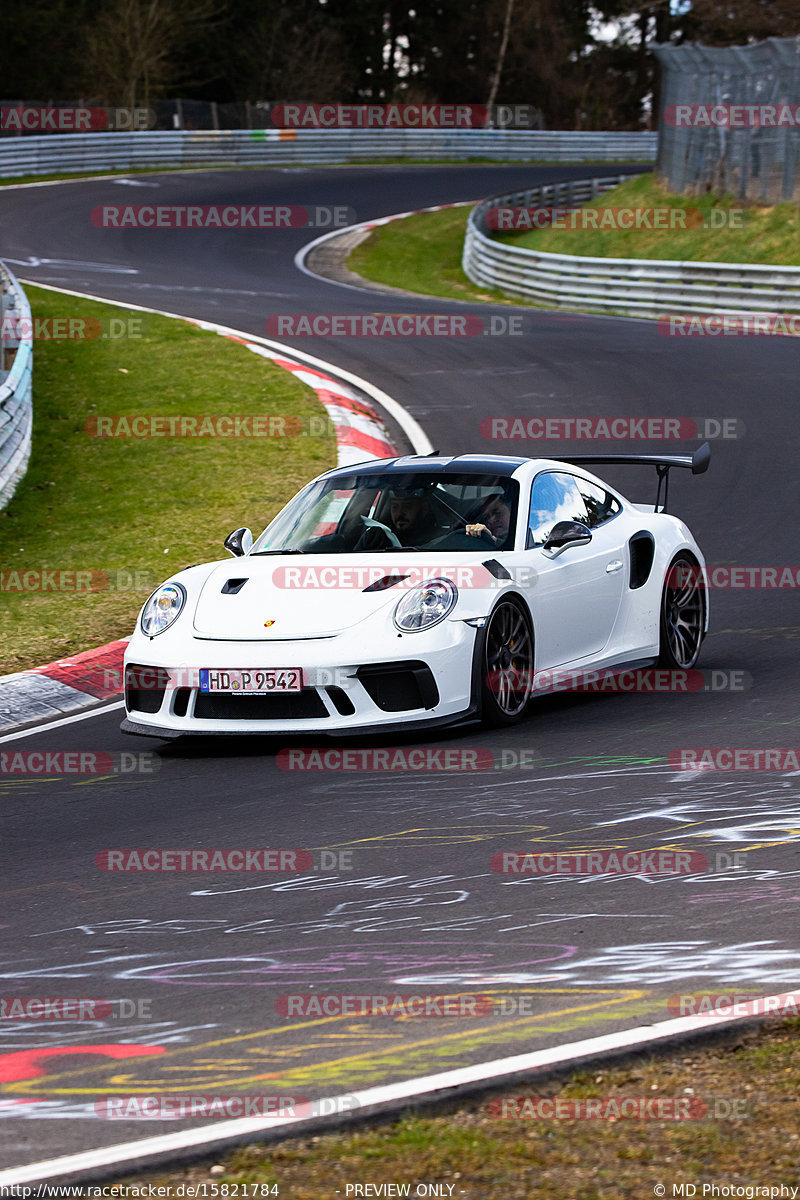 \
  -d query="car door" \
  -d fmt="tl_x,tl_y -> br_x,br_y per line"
523,471 -> 627,668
